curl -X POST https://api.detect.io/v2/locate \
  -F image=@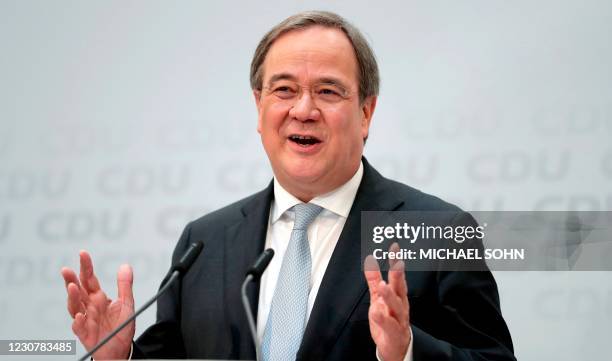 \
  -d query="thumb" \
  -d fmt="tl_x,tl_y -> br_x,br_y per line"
117,264 -> 134,305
